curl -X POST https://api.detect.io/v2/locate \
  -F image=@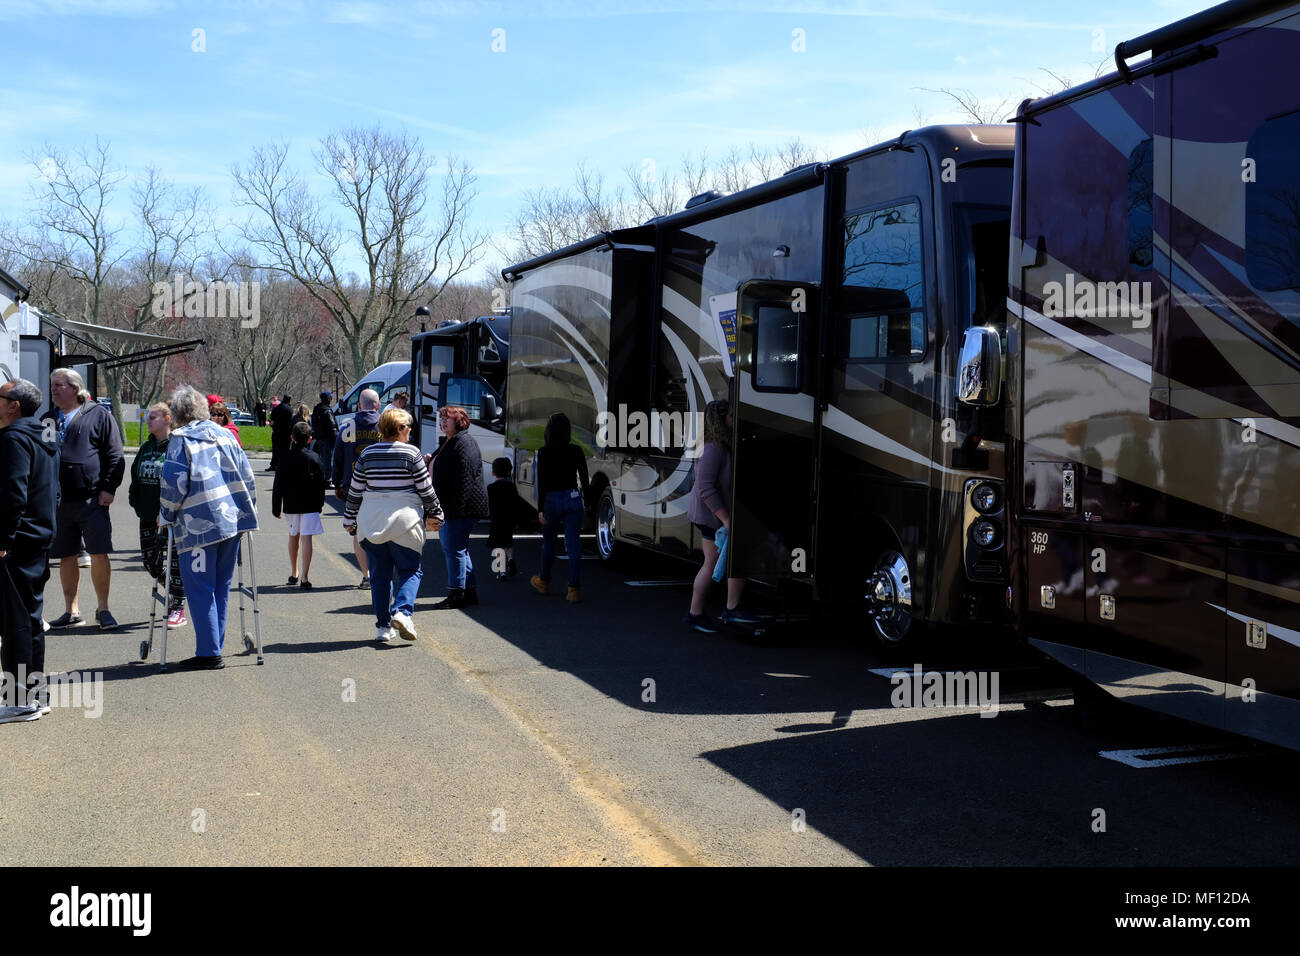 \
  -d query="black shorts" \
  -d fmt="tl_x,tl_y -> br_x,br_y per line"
52,498 -> 113,558
693,522 -> 717,542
